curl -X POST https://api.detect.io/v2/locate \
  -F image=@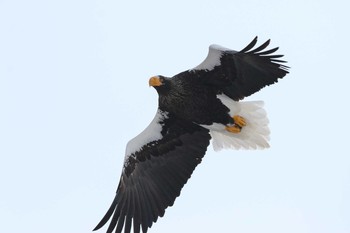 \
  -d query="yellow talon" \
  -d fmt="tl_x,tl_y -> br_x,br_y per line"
225,115 -> 247,134
225,125 -> 241,133
233,115 -> 246,127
